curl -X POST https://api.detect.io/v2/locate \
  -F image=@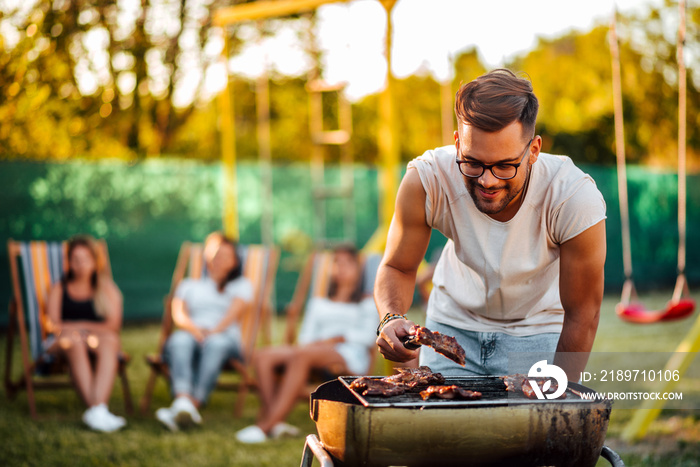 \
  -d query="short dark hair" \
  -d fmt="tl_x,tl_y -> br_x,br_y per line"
454,69 -> 539,137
